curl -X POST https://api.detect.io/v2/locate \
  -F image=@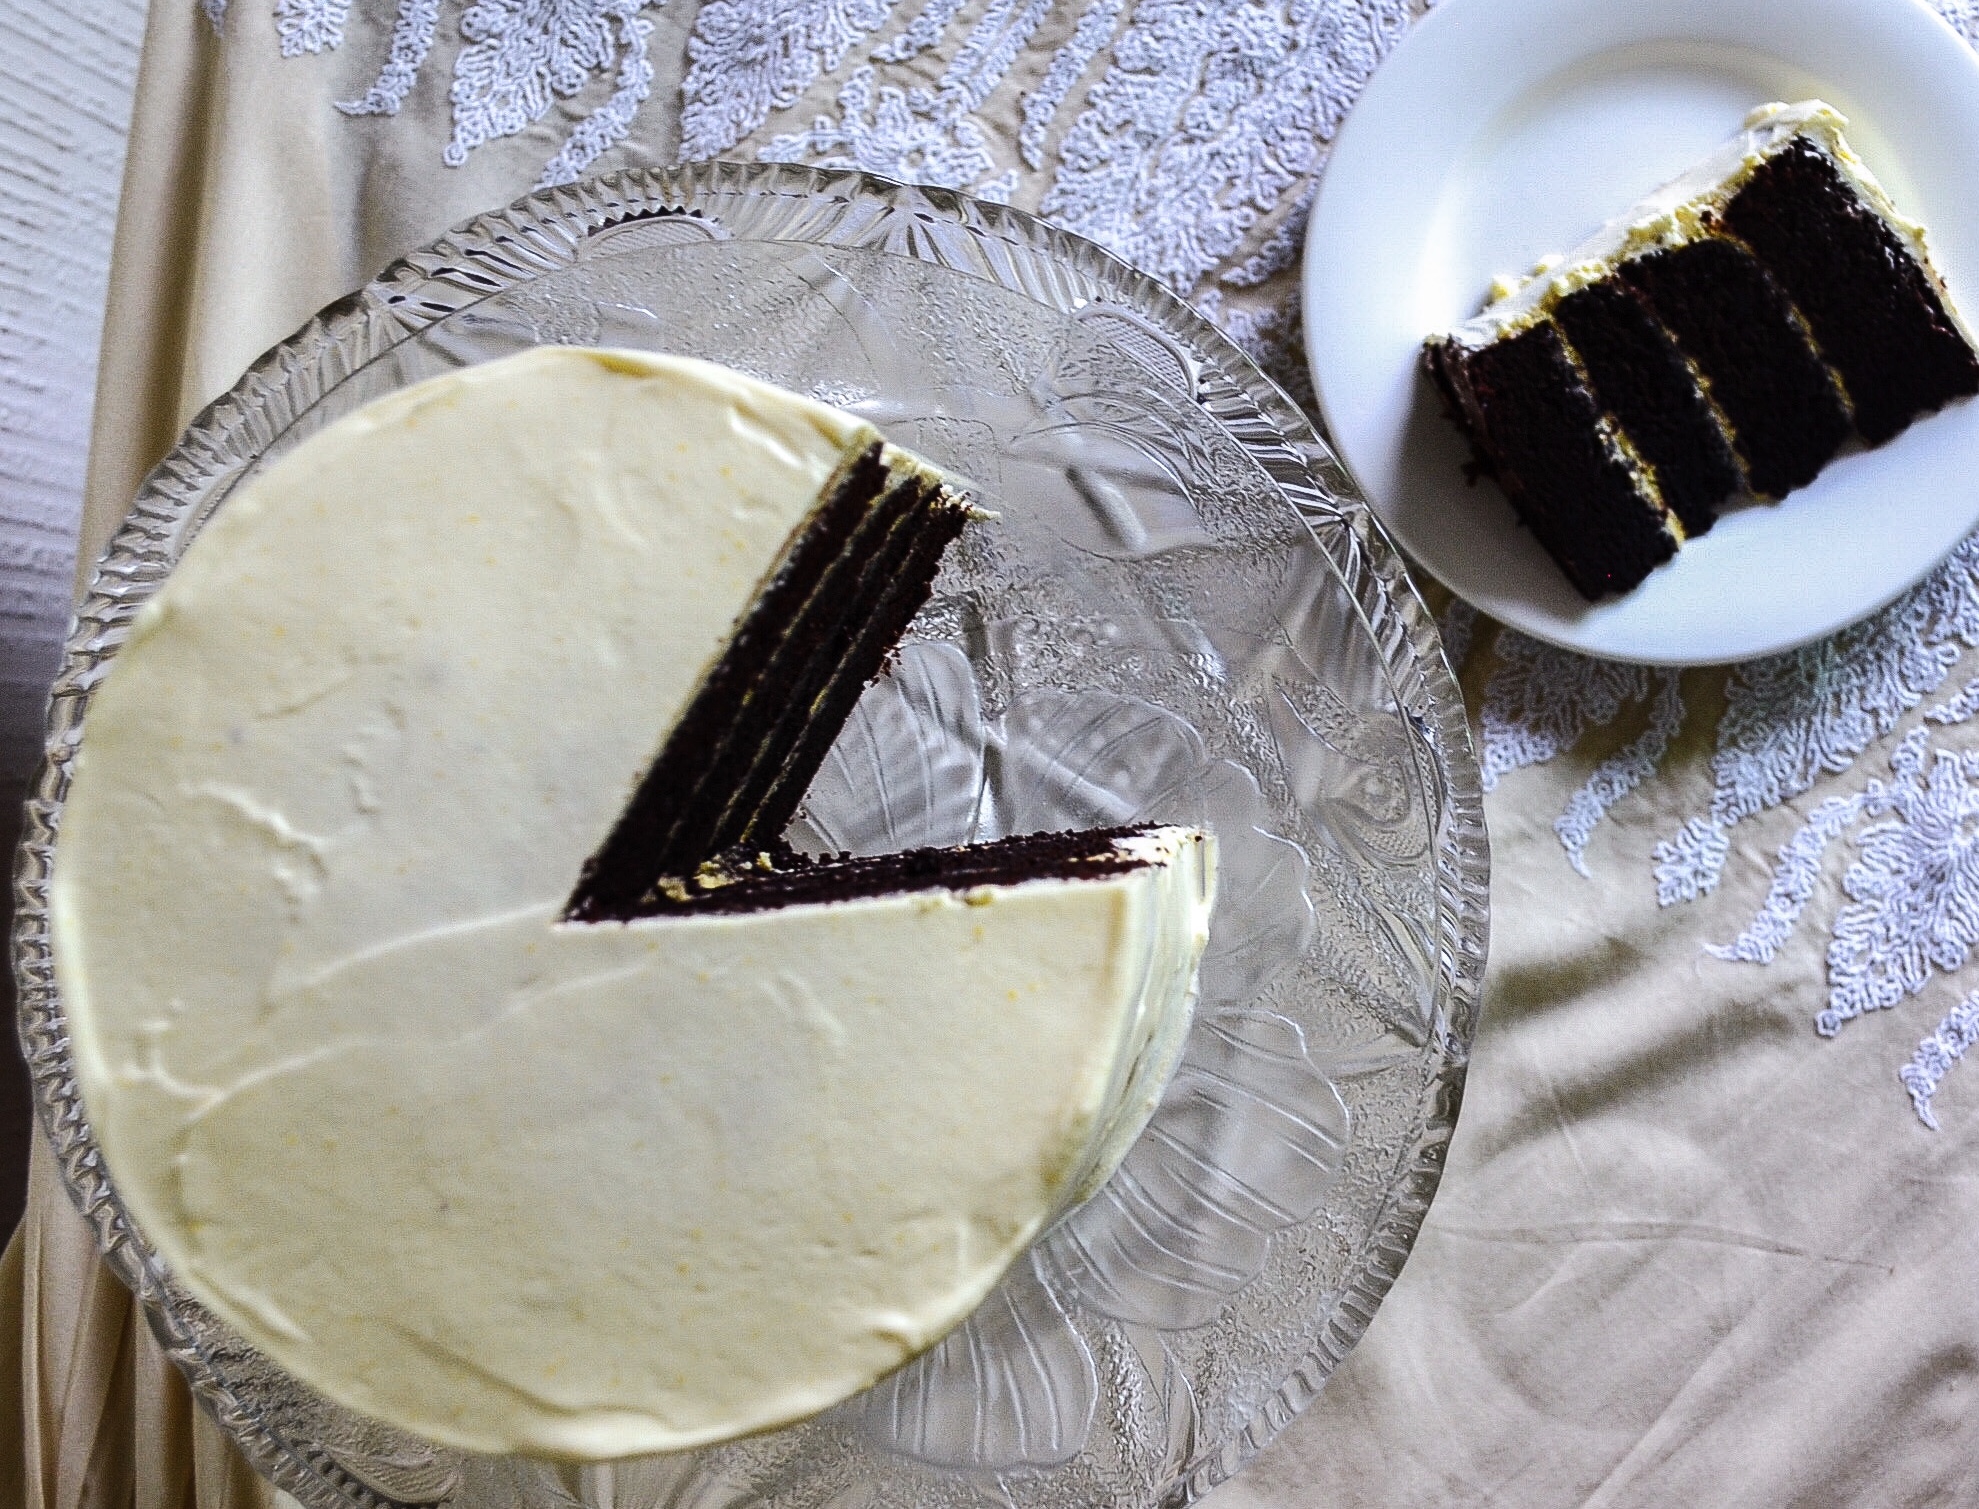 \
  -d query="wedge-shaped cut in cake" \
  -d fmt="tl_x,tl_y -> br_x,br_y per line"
50,348 -> 1216,1459
1425,101 -> 1979,599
